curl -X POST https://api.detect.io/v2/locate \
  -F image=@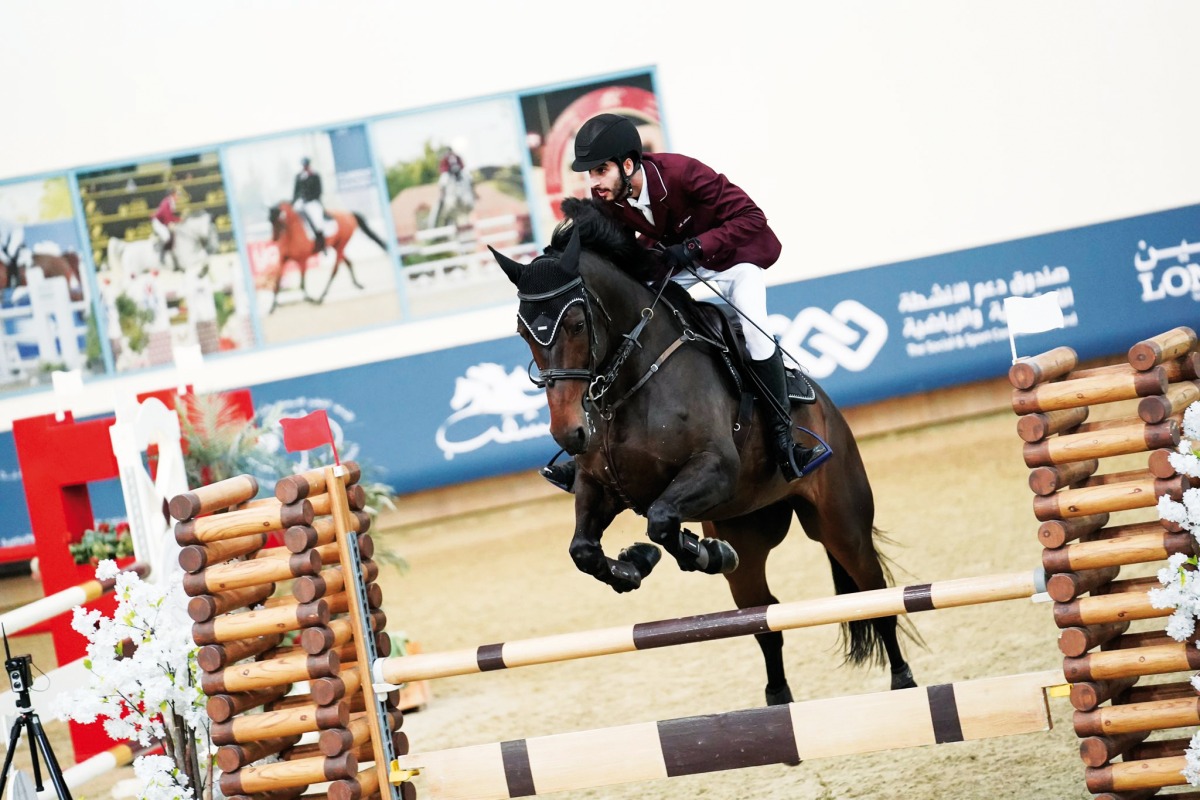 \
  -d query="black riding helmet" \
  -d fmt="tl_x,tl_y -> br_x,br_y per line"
570,114 -> 643,172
